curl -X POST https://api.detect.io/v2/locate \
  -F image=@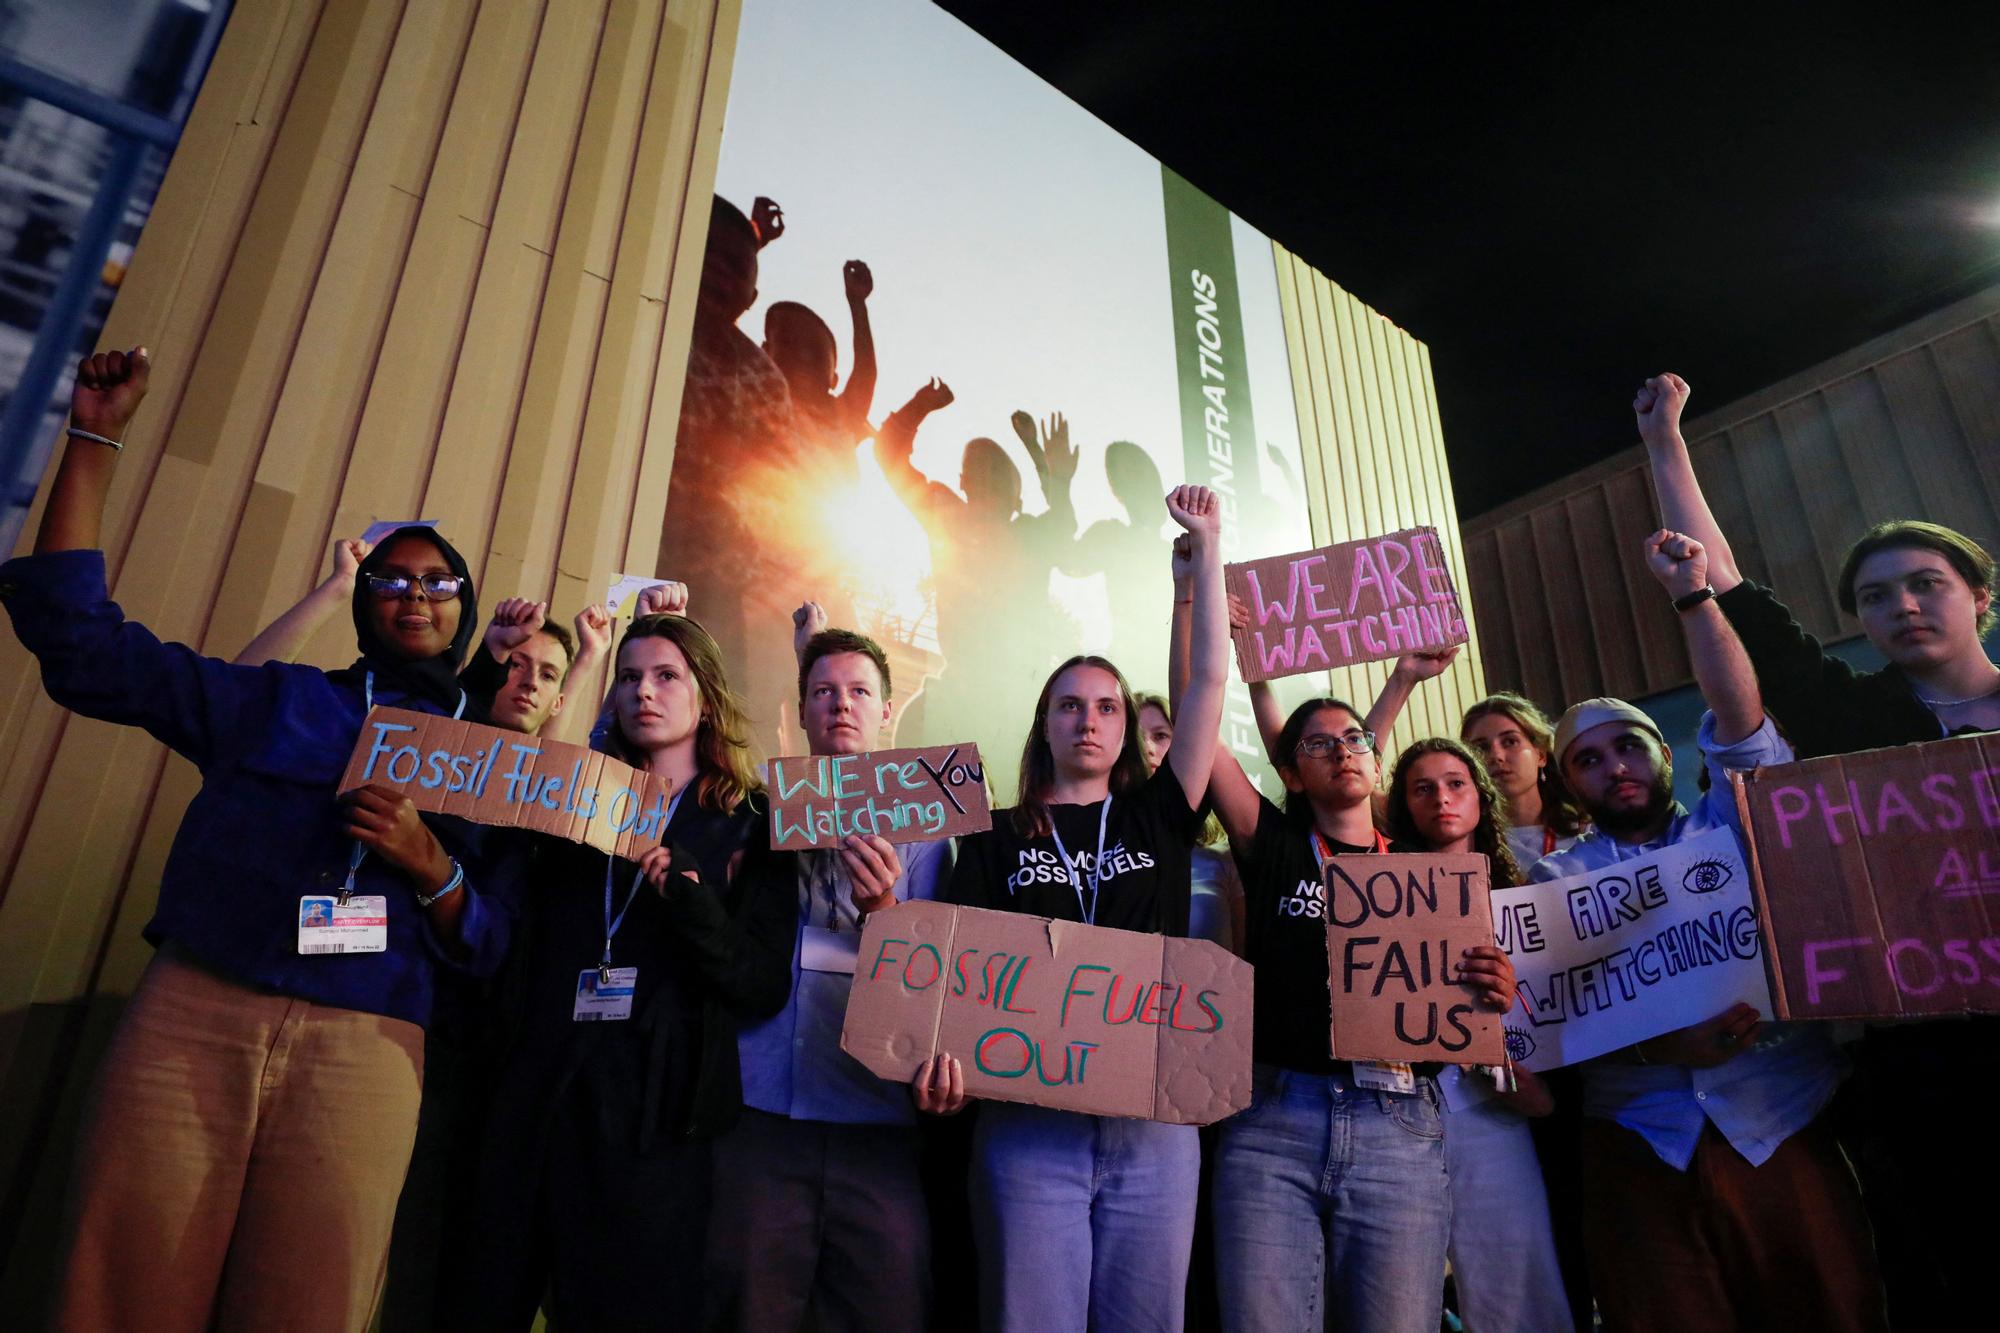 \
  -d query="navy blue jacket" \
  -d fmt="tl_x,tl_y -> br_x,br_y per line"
0,549 -> 522,1028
